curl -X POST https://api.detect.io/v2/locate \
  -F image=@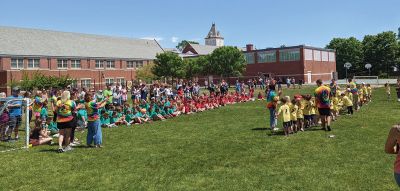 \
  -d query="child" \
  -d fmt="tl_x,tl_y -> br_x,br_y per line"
290,99 -> 298,133
295,98 -> 304,132
29,120 -> 53,146
40,103 -> 48,122
366,84 -> 372,102
100,111 -> 117,128
385,83 -> 391,99
341,92 -> 353,115
46,117 -> 59,136
276,96 -> 291,136
257,92 -> 264,100
77,106 -> 88,130
302,95 -> 312,129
